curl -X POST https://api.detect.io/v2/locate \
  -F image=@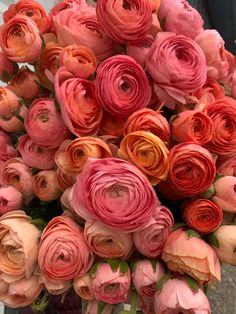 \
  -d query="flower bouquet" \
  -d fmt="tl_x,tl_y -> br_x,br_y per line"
0,0 -> 235,313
